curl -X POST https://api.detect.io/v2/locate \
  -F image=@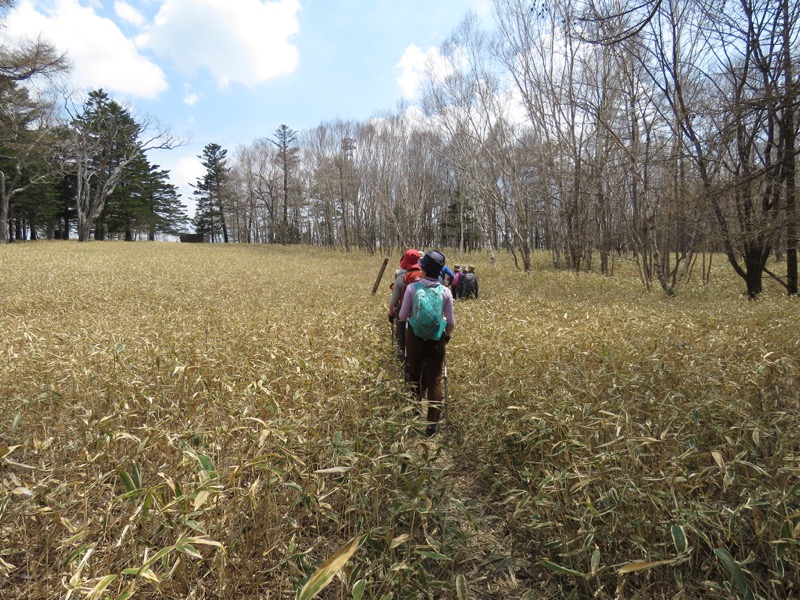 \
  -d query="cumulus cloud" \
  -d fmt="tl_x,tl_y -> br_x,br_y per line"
395,44 -> 452,100
136,0 -> 301,88
183,92 -> 199,106
4,0 -> 168,98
